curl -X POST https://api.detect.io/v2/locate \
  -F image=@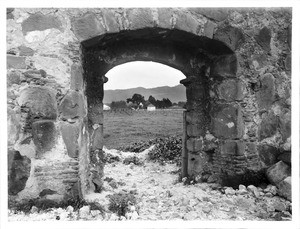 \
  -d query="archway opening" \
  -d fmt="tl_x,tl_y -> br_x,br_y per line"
103,61 -> 186,150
